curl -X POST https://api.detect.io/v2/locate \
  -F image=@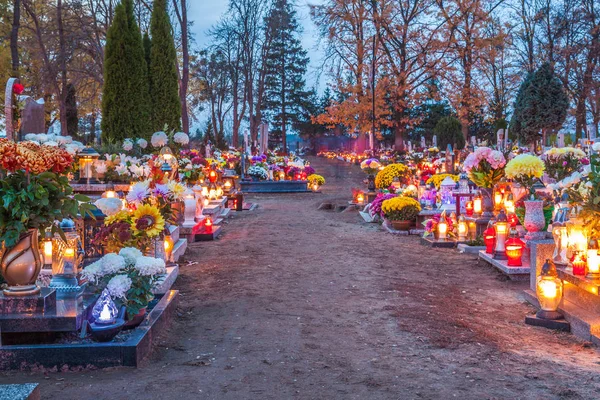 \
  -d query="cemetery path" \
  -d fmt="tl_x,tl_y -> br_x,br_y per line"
3,156 -> 600,399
